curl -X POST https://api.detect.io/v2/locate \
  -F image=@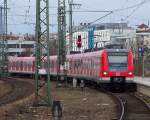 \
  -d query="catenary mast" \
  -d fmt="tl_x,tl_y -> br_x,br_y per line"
0,0 -> 8,78
57,0 -> 66,82
35,0 -> 51,106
